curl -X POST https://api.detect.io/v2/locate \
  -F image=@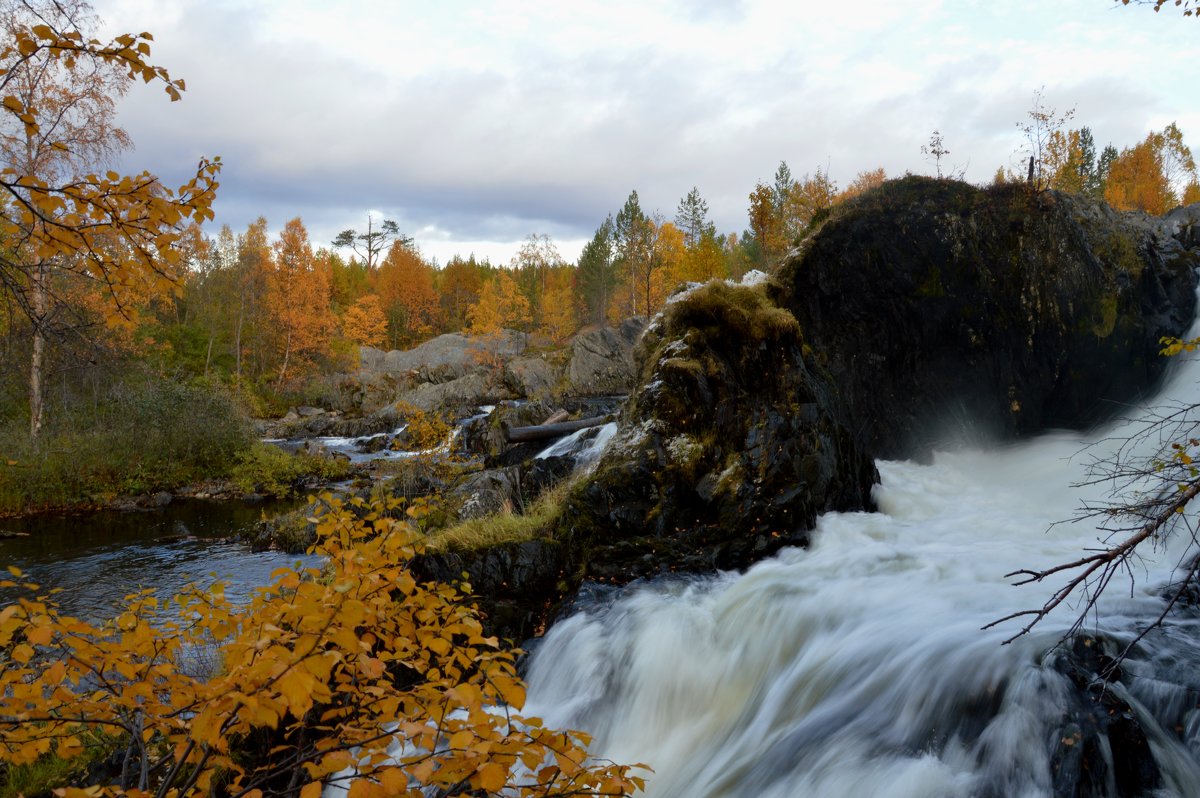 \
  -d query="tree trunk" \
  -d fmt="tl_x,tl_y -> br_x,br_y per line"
204,334 -> 215,378
504,415 -> 609,443
277,330 -> 292,387
28,263 -> 46,440
234,294 -> 245,384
